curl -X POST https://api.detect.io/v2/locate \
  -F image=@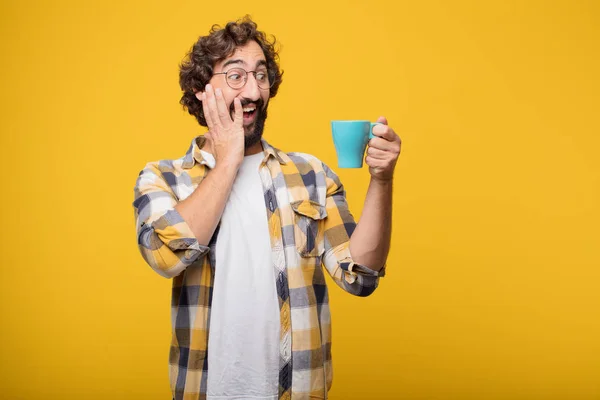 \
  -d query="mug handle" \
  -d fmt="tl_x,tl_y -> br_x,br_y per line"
369,122 -> 383,139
